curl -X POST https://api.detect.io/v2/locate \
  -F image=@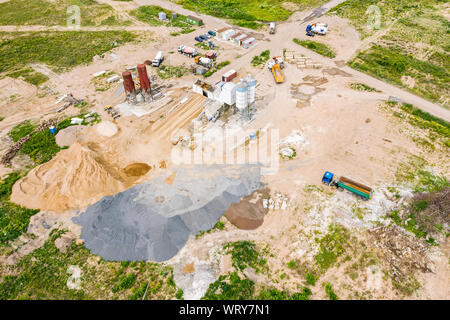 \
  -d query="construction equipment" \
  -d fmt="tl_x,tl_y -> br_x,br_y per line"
269,22 -> 276,34
322,171 -> 373,200
272,56 -> 285,69
178,45 -> 198,57
195,56 -> 214,68
271,64 -> 284,83
307,23 -> 328,36
152,51 -> 164,67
